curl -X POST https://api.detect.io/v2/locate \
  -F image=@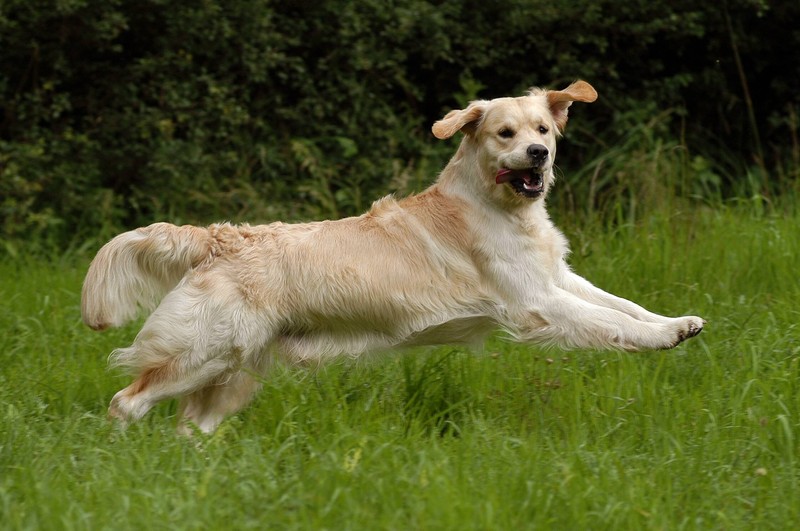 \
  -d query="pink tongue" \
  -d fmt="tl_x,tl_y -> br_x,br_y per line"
495,168 -> 514,184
